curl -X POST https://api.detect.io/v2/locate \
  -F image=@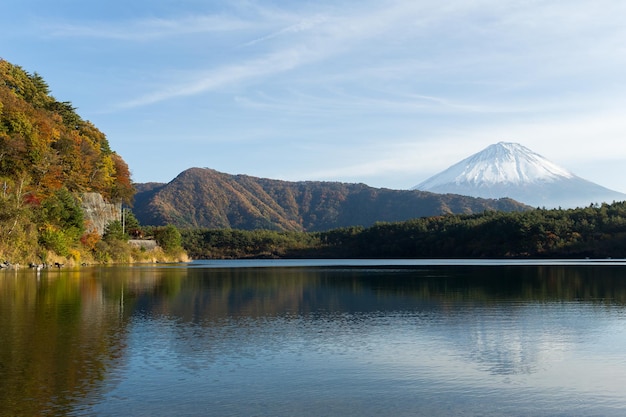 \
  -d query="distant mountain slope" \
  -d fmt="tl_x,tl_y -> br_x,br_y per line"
414,142 -> 626,208
133,168 -> 530,231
